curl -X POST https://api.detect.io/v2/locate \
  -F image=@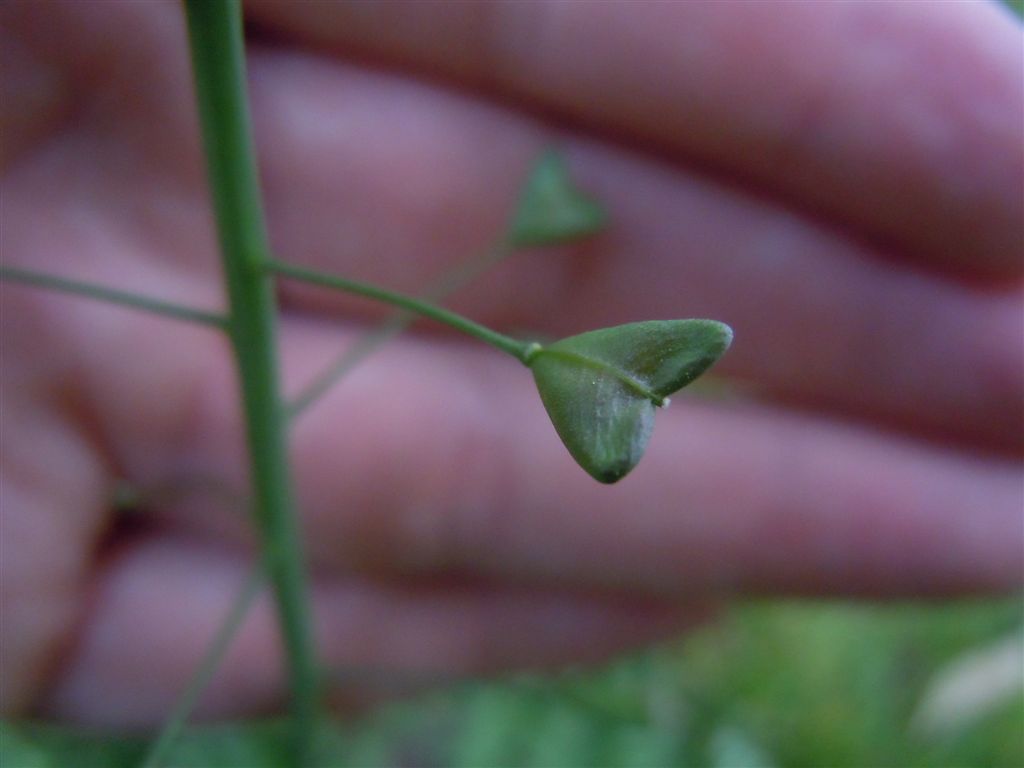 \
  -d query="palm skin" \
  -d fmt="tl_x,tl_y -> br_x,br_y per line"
1,0 -> 1021,726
